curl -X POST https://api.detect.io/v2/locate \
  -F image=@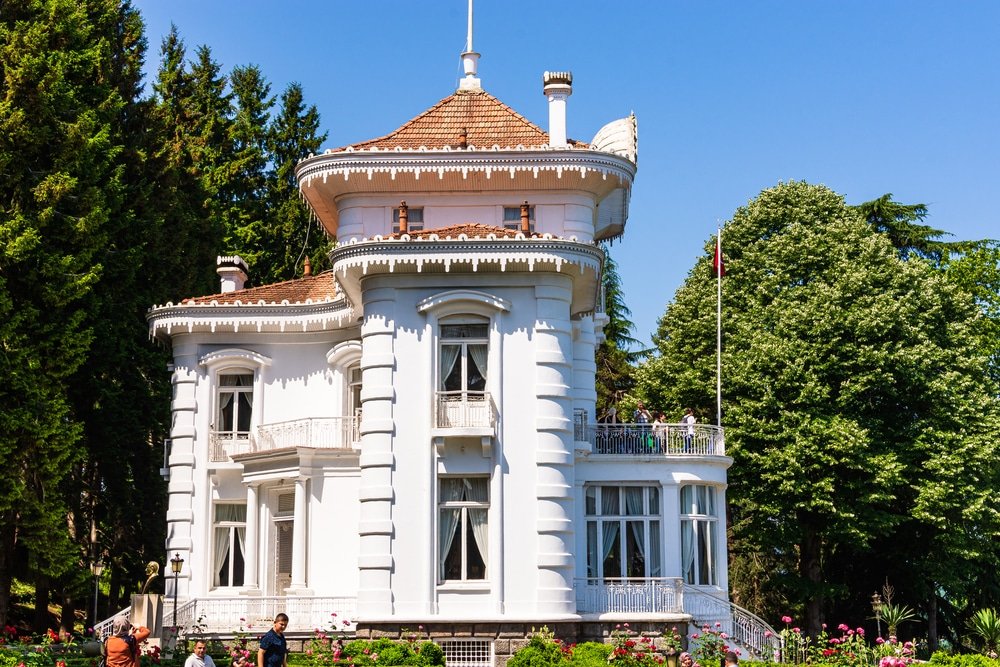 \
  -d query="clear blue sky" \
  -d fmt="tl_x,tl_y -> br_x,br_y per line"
134,0 -> 999,347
